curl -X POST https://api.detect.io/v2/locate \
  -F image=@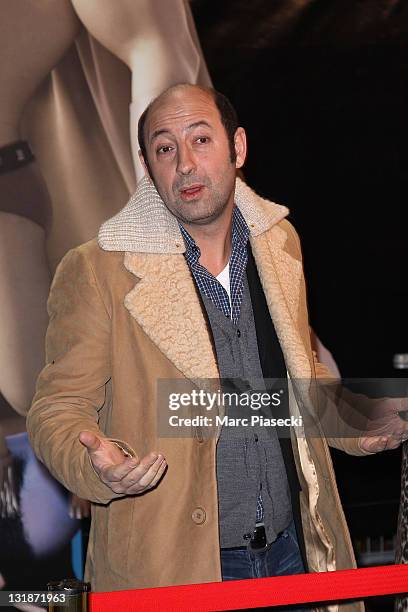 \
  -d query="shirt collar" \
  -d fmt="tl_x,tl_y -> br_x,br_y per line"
232,205 -> 250,250
179,206 -> 250,269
